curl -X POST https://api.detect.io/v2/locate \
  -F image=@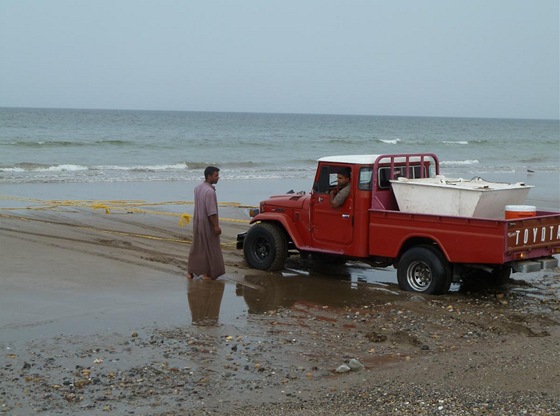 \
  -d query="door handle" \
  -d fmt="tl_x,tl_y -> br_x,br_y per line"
342,214 -> 350,219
